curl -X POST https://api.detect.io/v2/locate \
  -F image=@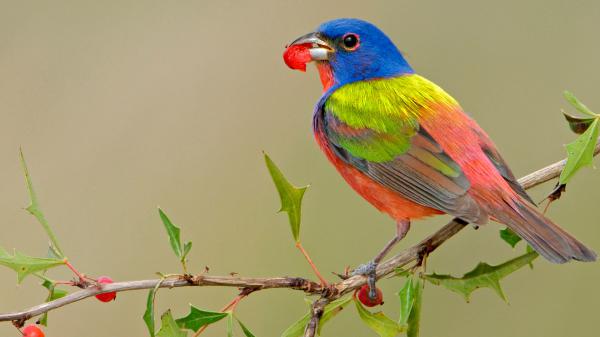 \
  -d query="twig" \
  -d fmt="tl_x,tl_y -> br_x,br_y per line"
303,299 -> 328,337
1,139 -> 598,330
296,242 -> 329,286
